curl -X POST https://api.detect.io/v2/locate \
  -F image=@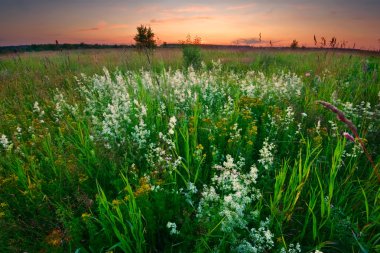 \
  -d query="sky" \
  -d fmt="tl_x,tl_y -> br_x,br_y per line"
0,0 -> 380,49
